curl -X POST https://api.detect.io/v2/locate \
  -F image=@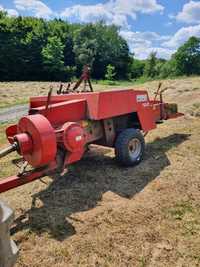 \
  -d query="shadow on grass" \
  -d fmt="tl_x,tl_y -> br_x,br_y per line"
12,133 -> 190,242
